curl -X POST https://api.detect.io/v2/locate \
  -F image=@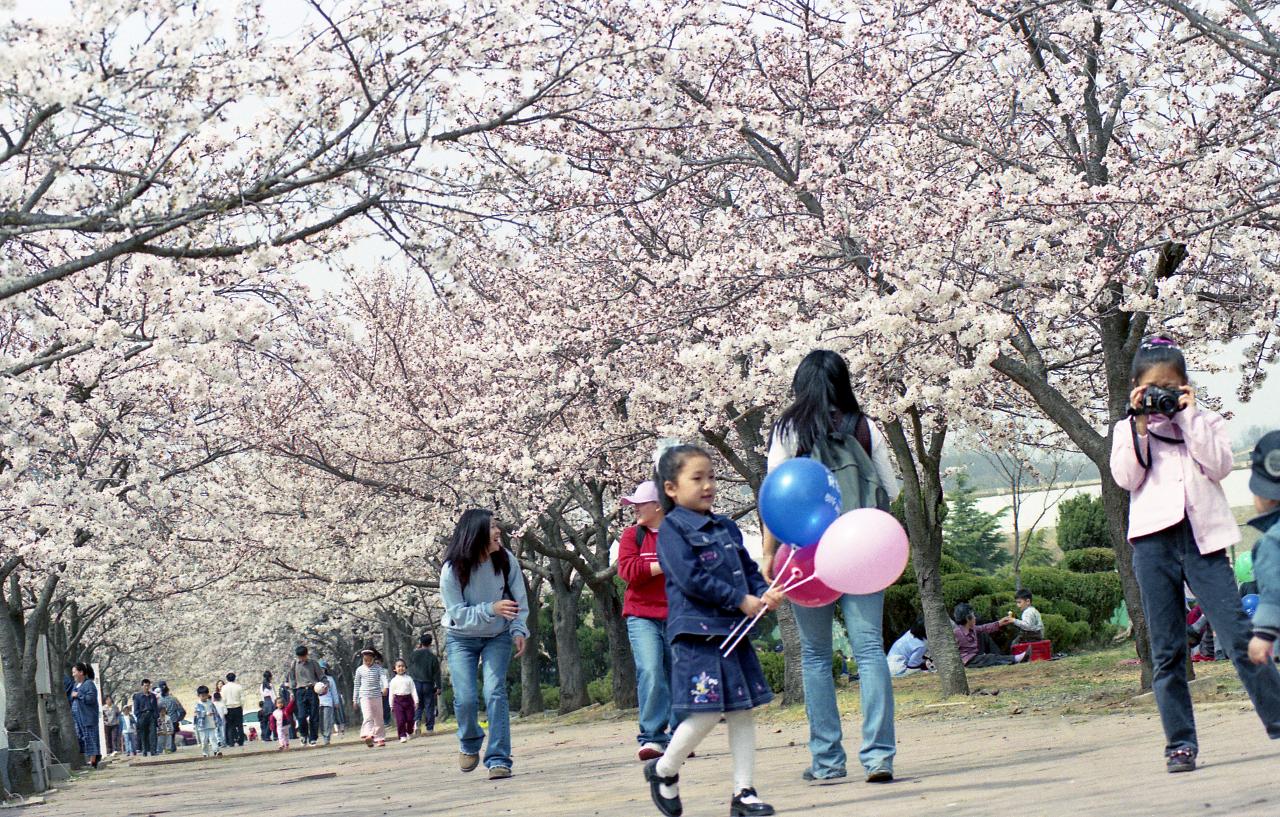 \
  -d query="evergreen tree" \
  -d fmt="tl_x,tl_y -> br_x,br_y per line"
1056,494 -> 1110,551
942,473 -> 1011,572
